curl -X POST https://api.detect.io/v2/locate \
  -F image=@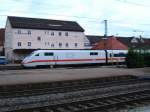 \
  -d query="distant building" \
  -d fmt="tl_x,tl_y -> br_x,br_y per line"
117,36 -> 150,50
86,35 -> 150,50
5,16 -> 86,62
85,35 -> 103,49
0,28 -> 5,55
